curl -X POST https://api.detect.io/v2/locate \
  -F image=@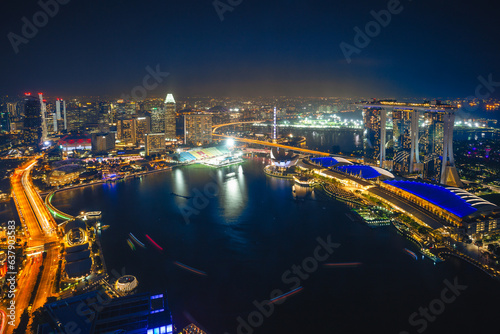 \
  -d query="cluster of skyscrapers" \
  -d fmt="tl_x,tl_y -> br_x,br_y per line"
7,91 -> 218,156
362,100 -> 461,186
